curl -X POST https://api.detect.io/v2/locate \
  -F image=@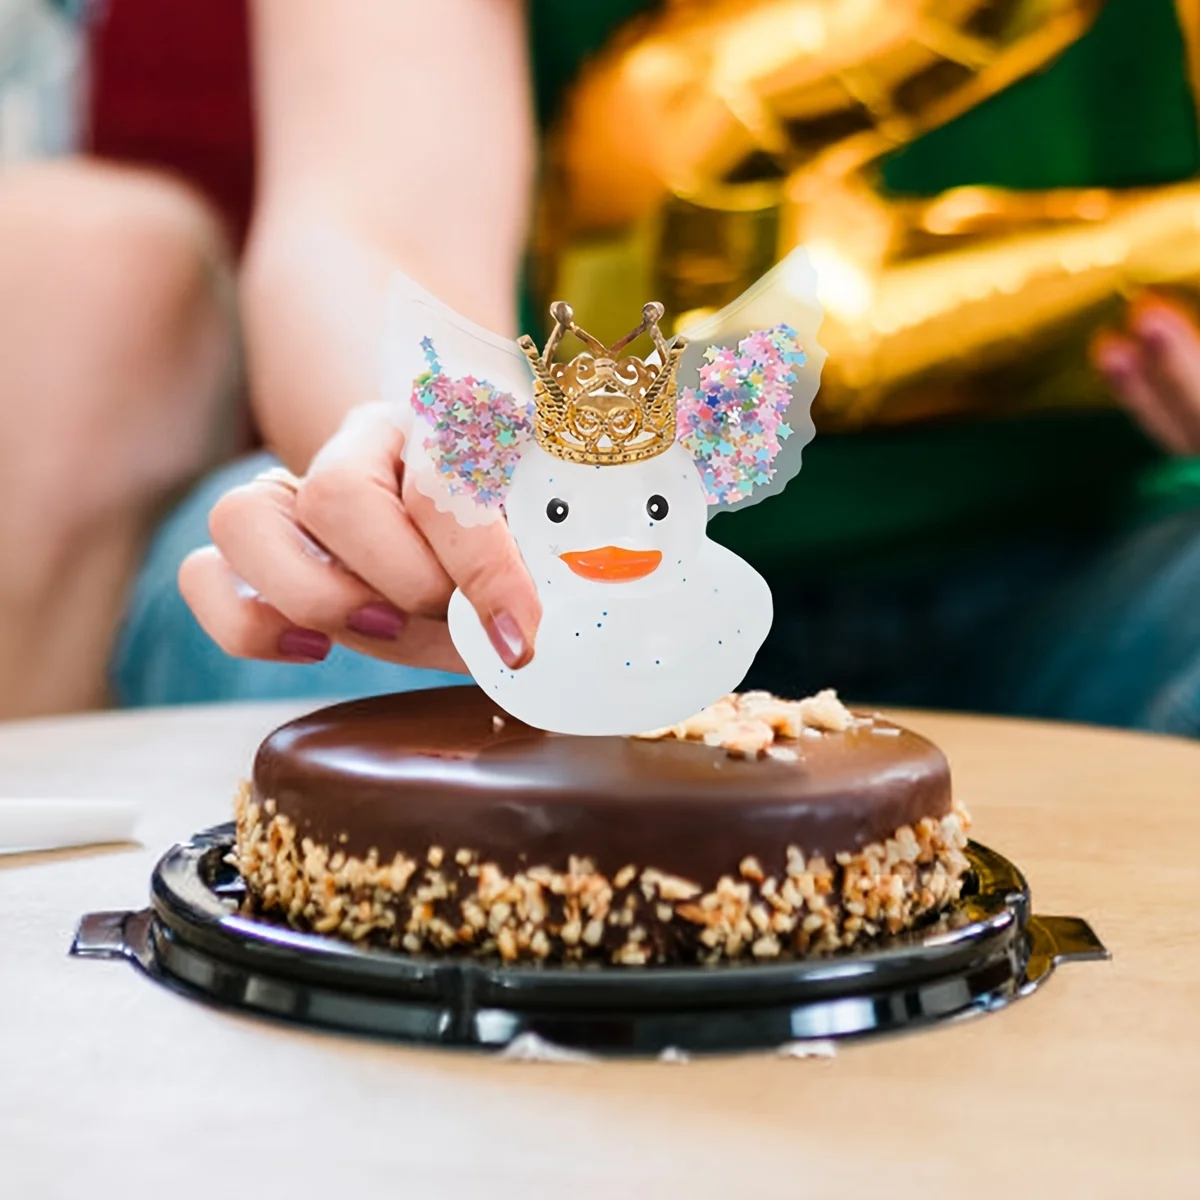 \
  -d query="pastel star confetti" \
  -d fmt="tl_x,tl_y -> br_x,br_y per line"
409,338 -> 534,511
676,325 -> 805,506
